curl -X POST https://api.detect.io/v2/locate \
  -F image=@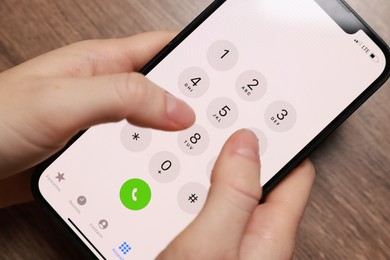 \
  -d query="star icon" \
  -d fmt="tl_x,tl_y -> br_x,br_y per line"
55,172 -> 65,182
132,133 -> 140,141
